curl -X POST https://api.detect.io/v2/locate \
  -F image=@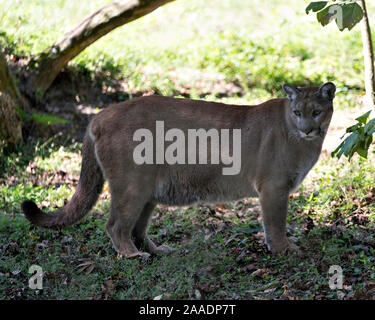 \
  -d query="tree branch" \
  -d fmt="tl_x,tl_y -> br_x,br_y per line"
27,0 -> 175,99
